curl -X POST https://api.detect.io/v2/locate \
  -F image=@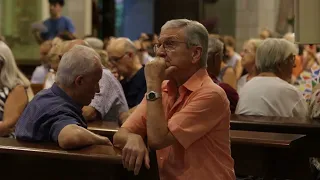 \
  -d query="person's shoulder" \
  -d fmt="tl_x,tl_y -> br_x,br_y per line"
137,66 -> 145,76
197,77 -> 228,102
60,16 -> 73,22
43,18 -> 51,24
60,16 -> 74,26
102,68 -> 116,78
